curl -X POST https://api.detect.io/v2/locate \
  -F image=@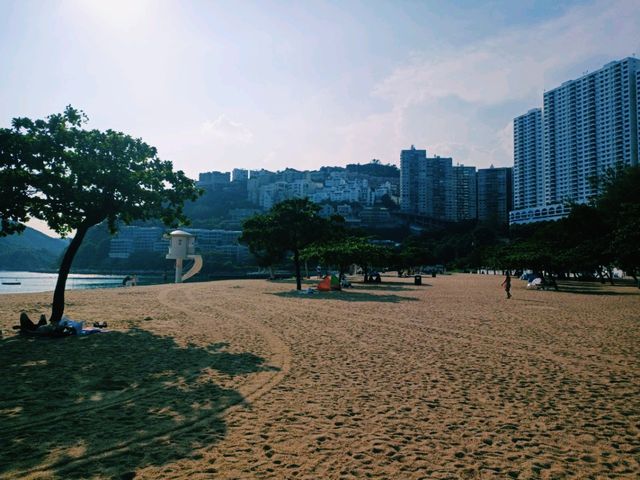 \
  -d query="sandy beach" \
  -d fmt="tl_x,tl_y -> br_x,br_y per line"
1,274 -> 639,479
